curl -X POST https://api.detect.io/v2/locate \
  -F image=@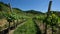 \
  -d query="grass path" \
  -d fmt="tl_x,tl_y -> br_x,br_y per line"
13,18 -> 38,34
9,18 -> 42,34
